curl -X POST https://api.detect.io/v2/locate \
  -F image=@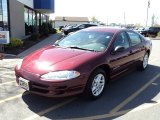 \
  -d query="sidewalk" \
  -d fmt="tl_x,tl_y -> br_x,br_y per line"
17,33 -> 62,58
